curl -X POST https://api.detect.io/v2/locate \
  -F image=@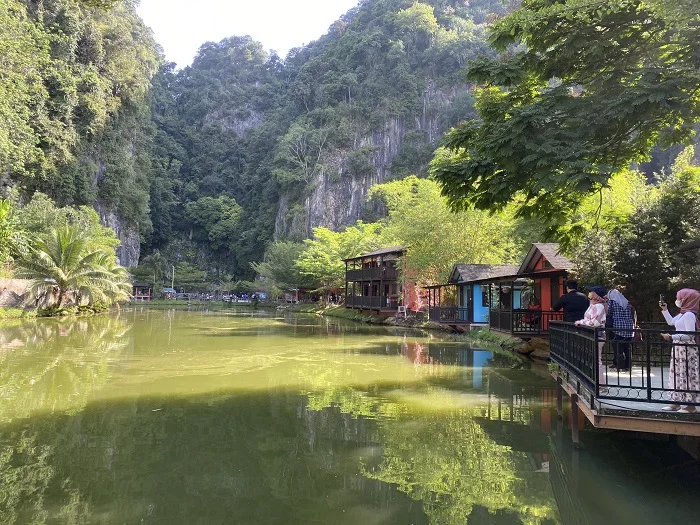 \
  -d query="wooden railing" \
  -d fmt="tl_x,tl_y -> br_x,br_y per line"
428,307 -> 470,324
346,296 -> 395,309
489,309 -> 512,332
346,268 -> 399,281
489,309 -> 564,335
